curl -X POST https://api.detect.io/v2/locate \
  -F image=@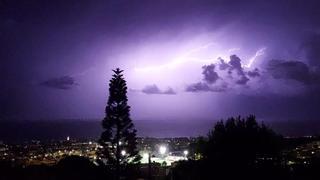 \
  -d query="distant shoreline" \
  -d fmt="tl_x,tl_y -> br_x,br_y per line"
1,119 -> 320,143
